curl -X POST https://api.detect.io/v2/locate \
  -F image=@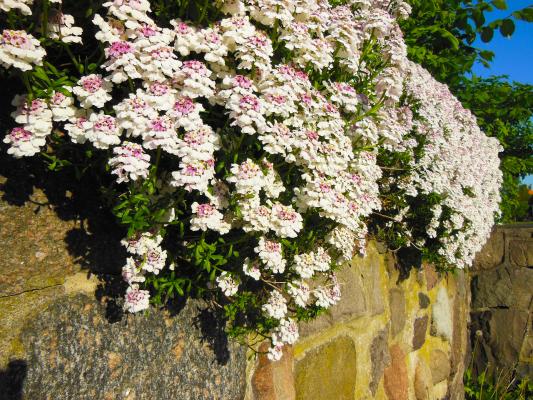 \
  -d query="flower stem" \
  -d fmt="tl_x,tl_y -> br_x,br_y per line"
61,42 -> 82,73
41,0 -> 49,39
22,72 -> 34,99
